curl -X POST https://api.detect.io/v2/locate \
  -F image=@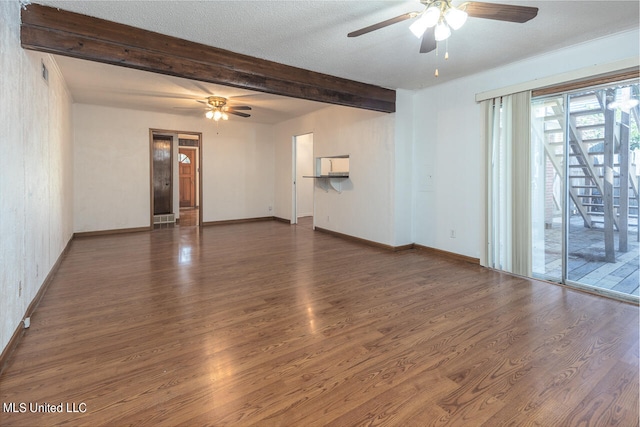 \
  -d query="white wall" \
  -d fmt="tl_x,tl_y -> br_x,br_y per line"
0,1 -> 74,353
73,105 -> 275,232
393,89 -> 415,246
409,29 -> 640,263
274,105 -> 395,245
